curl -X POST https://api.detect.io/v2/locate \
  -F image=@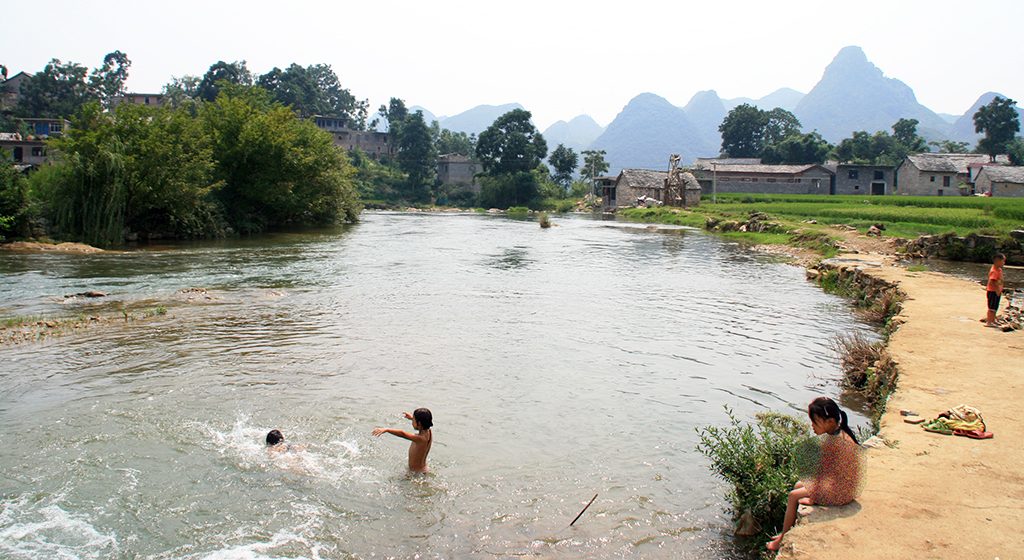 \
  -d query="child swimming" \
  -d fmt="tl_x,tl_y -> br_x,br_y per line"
767,397 -> 863,552
372,408 -> 433,473
265,429 -> 305,454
